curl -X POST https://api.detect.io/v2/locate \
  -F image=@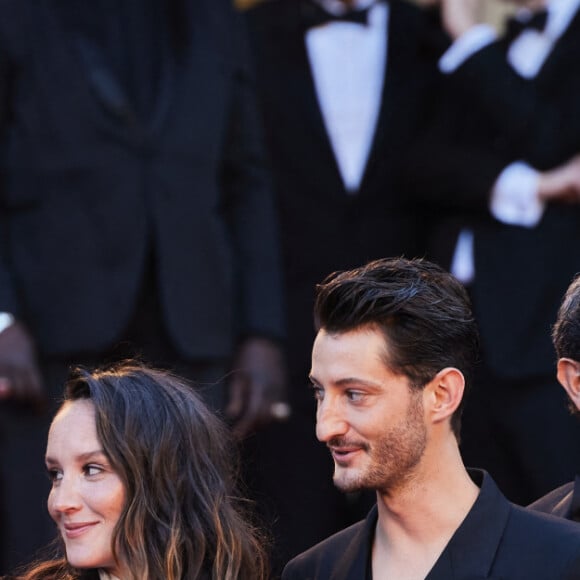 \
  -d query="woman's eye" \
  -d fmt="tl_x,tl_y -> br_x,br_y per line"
47,469 -> 62,483
84,464 -> 103,477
